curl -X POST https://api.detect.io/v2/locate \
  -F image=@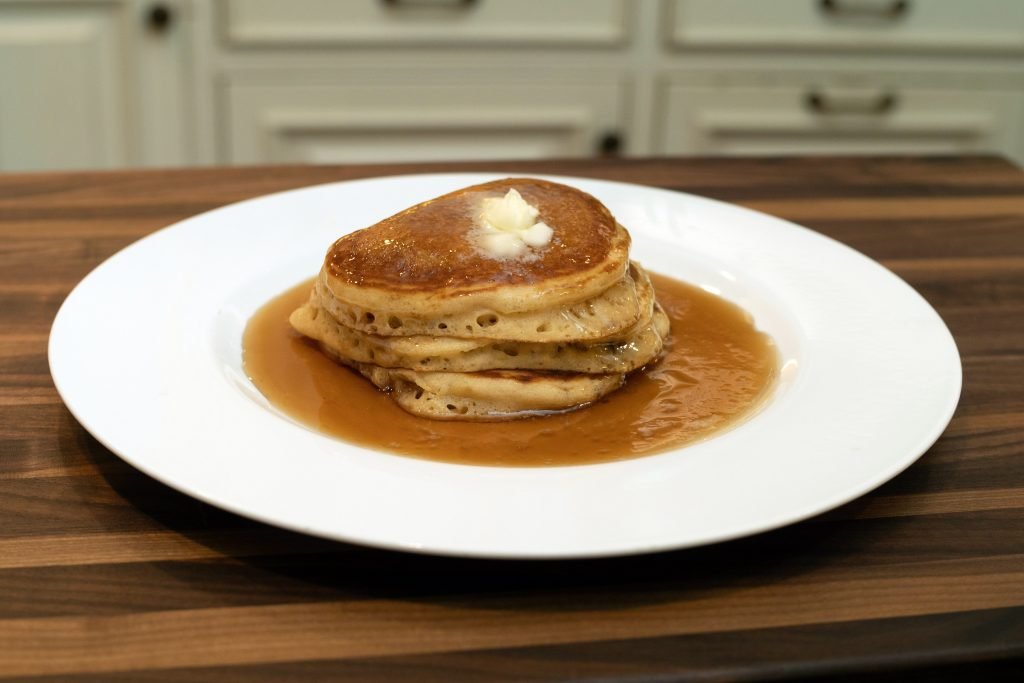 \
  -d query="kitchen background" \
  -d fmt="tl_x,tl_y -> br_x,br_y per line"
3,0 -> 1023,171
